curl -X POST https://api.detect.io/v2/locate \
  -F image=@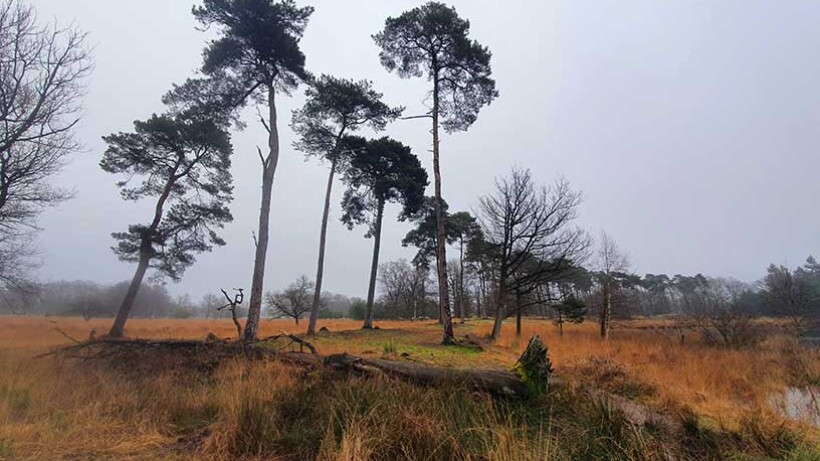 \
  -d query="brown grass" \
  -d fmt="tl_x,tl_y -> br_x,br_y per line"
0,315 -> 817,460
